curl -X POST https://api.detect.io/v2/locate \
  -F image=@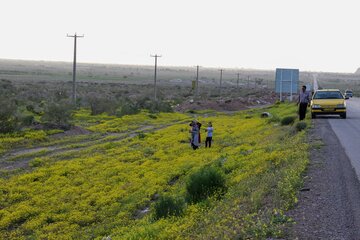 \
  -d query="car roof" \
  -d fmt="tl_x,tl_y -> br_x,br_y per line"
315,89 -> 341,92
